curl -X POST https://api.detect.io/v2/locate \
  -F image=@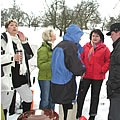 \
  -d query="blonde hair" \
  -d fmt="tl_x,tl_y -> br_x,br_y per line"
5,19 -> 18,28
42,29 -> 54,41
